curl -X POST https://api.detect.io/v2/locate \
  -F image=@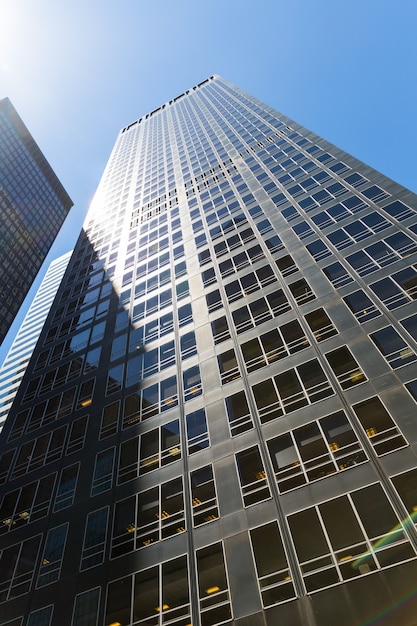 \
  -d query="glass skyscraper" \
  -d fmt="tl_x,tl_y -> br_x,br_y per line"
1,75 -> 417,626
0,252 -> 72,432
0,98 -> 73,345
